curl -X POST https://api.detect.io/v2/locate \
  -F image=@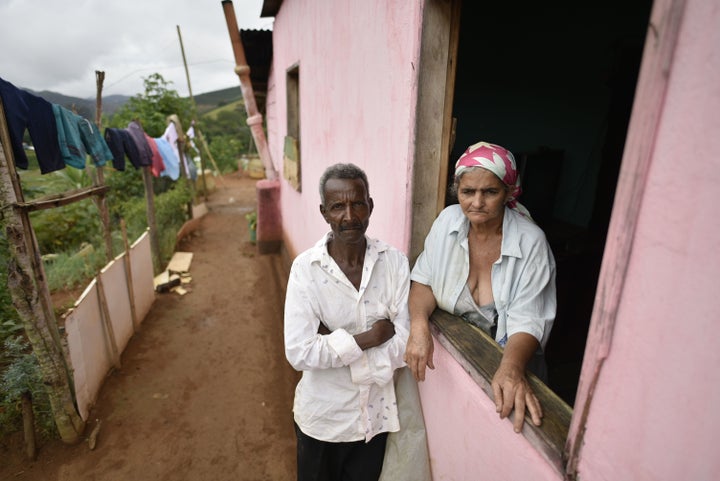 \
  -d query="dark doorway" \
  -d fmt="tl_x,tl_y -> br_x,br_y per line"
447,0 -> 653,404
